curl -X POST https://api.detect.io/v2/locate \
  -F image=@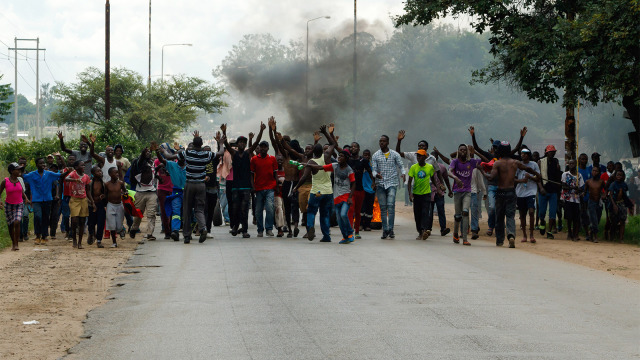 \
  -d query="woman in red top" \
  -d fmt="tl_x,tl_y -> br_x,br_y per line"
0,163 -> 31,250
